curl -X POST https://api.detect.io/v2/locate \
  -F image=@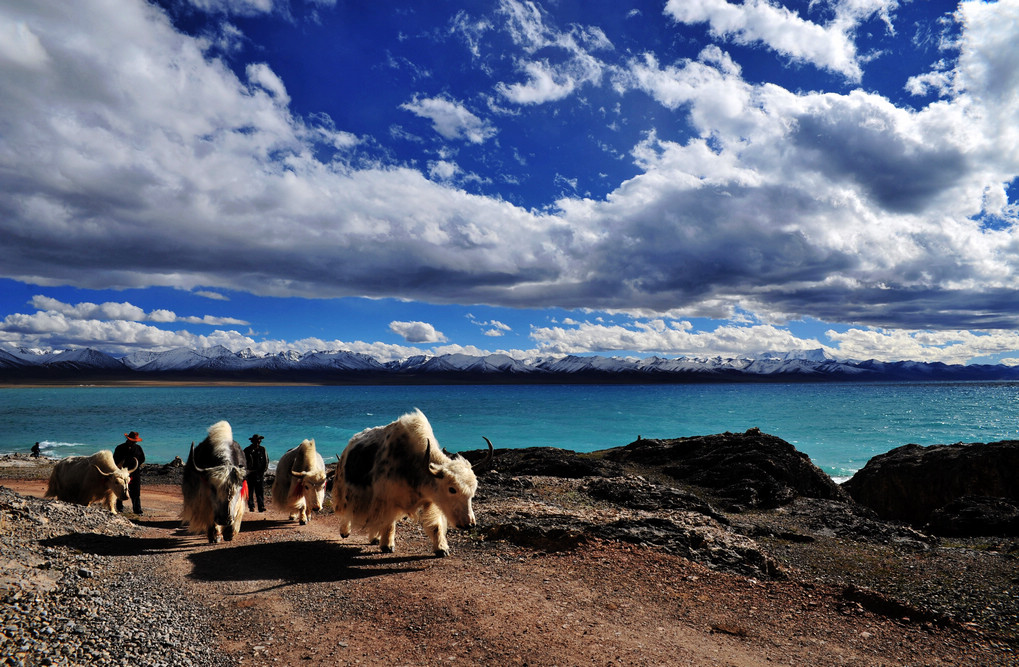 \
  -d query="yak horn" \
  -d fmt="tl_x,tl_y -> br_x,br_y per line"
473,437 -> 495,472
187,441 -> 213,474
290,468 -> 307,478
95,465 -> 114,477
124,457 -> 139,474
